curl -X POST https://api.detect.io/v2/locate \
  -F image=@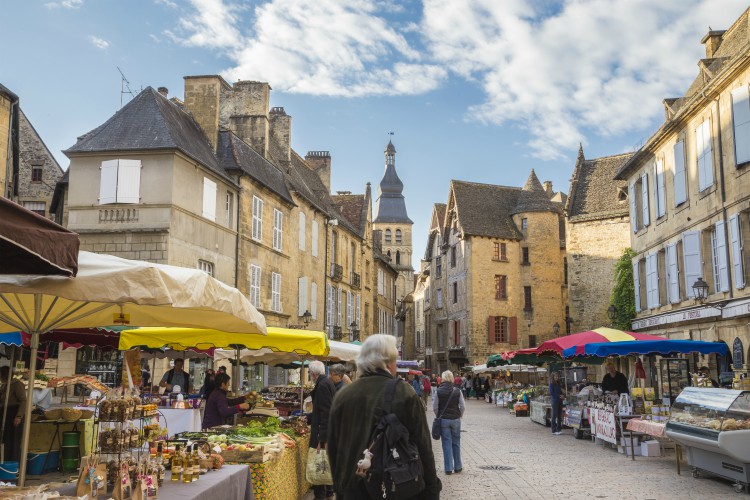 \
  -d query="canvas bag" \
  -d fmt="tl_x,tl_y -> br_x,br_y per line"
305,447 -> 333,485
431,388 -> 458,440
76,456 -> 107,499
